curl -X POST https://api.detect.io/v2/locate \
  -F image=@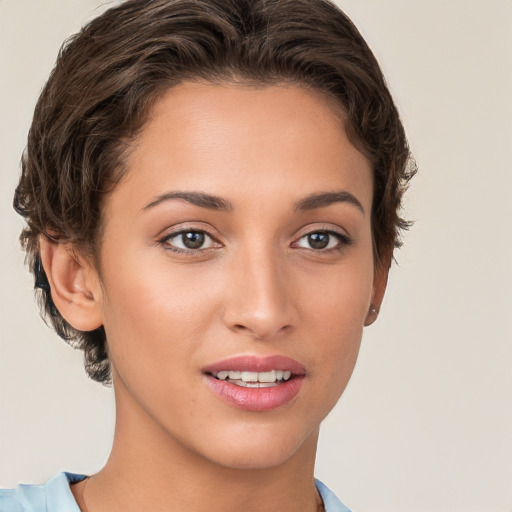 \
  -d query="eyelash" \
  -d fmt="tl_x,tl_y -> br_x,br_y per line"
158,227 -> 352,254
293,229 -> 353,253
158,227 -> 220,254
